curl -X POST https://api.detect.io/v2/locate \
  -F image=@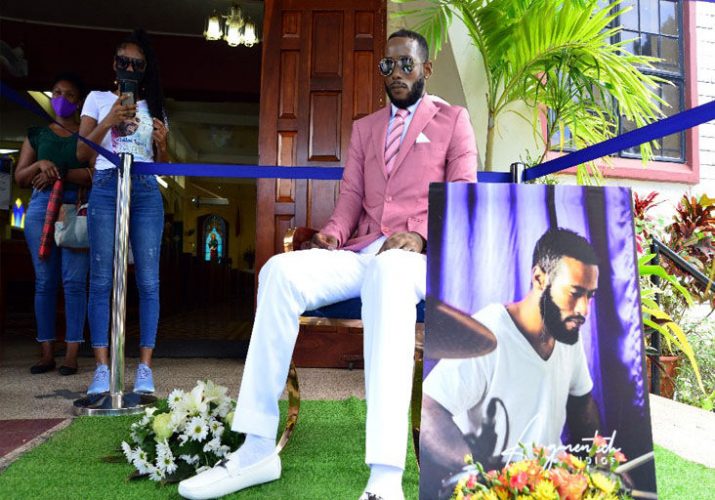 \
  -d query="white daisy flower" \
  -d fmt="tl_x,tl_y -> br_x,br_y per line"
216,444 -> 231,457
180,454 -> 200,465
133,457 -> 152,475
167,389 -> 186,410
203,436 -> 222,453
136,448 -> 149,463
178,433 -> 189,446
145,406 -> 158,417
156,440 -> 172,460
157,454 -> 178,475
208,418 -> 224,437
186,416 -> 209,442
148,464 -> 165,482
121,441 -> 133,462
